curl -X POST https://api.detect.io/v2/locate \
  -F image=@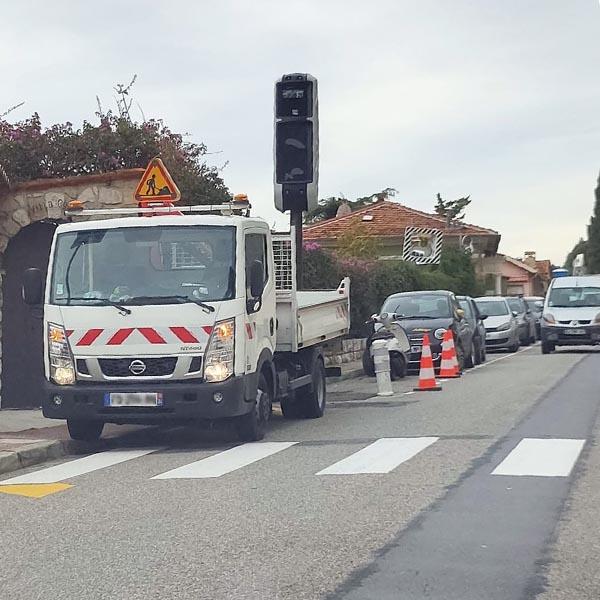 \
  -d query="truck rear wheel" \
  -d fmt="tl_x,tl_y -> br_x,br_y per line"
67,419 -> 104,442
235,373 -> 271,442
297,355 -> 326,419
